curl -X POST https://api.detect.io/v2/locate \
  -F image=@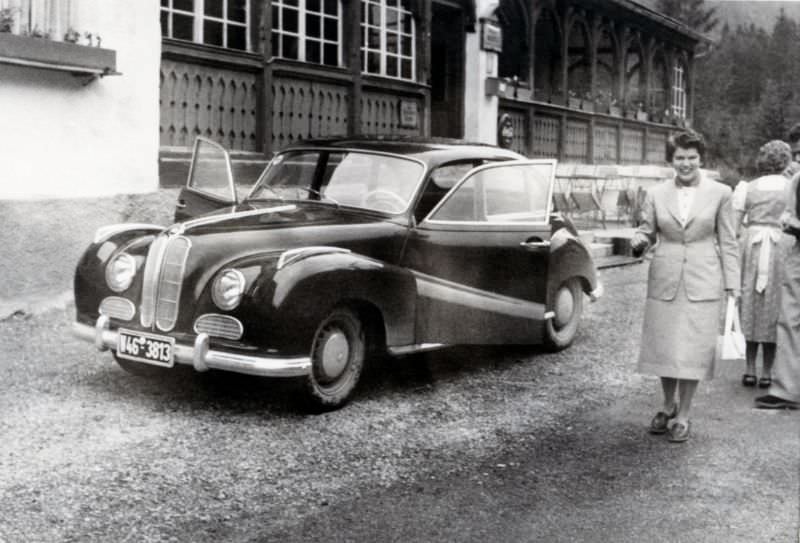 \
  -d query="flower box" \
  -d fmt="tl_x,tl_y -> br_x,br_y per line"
609,105 -> 622,117
635,111 -> 649,122
568,96 -> 582,109
0,32 -> 116,75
